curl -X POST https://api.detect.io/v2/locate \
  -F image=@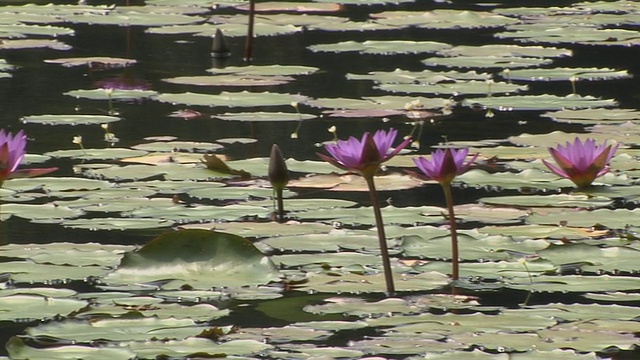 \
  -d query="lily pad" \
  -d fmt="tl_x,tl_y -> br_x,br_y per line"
103,229 -> 283,290
21,114 -> 122,126
0,295 -> 87,322
213,112 -> 316,122
462,94 -> 618,111
64,89 -> 157,101
153,91 -> 307,107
